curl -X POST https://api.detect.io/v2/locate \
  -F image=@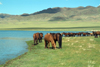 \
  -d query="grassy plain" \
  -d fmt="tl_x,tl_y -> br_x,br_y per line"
0,20 -> 100,31
1,36 -> 100,67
